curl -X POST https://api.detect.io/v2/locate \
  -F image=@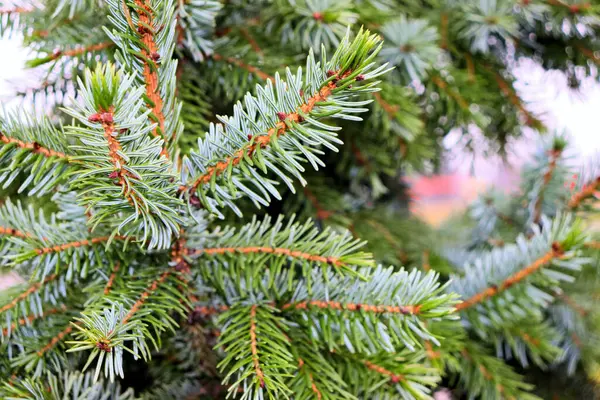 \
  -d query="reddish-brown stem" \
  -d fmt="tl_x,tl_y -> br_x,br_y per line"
556,291 -> 587,316
132,0 -> 168,156
575,43 -> 600,66
363,360 -> 405,384
33,236 -> 126,255
0,226 -> 30,239
0,274 -> 58,313
546,0 -> 591,13
297,358 -> 322,399
249,305 -> 265,388
0,6 -> 32,14
104,263 -> 121,295
464,53 -> 475,82
188,78 -> 338,192
187,246 -> 346,267
50,41 -> 113,61
239,27 -> 263,55
93,109 -> 141,208
456,243 -> 564,311
440,13 -> 449,50
373,92 -> 398,117
422,250 -> 431,272
122,270 -> 171,324
568,176 -> 600,208
424,341 -> 440,359
212,53 -> 274,82
365,220 -> 408,263
0,131 -> 73,161
2,306 -> 65,336
585,241 -> 600,249
431,75 -> 469,110
533,149 -> 562,224
461,347 -> 516,399
303,187 -> 333,220
282,300 -> 421,315
492,71 -> 540,127
36,321 -> 82,357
